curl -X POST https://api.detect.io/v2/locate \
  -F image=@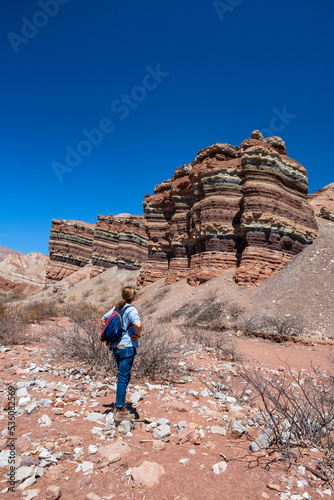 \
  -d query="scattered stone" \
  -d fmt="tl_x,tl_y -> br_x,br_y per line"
85,412 -> 105,423
38,414 -> 52,427
16,466 -> 35,483
22,489 -> 40,500
64,411 -> 76,418
153,441 -> 166,451
19,396 -> 31,407
156,418 -> 170,426
177,420 -> 187,435
153,424 -> 171,440
98,442 -> 131,459
16,387 -> 29,398
67,436 -> 82,446
86,493 -> 102,500
88,445 -> 98,455
105,453 -> 121,464
212,461 -> 228,474
45,485 -> 62,500
249,428 -> 274,452
228,421 -> 246,439
163,401 -> 187,412
117,420 -> 134,434
16,436 -> 31,454
131,461 -> 166,488
267,483 -> 281,492
20,457 -> 39,467
211,425 -> 226,436
18,475 -> 36,491
130,391 -> 143,404
179,458 -> 189,465
96,390 -> 107,398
